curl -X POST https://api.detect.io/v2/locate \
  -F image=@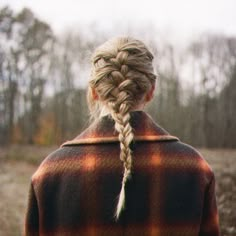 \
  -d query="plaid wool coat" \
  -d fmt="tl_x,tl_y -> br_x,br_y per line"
24,111 -> 220,236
